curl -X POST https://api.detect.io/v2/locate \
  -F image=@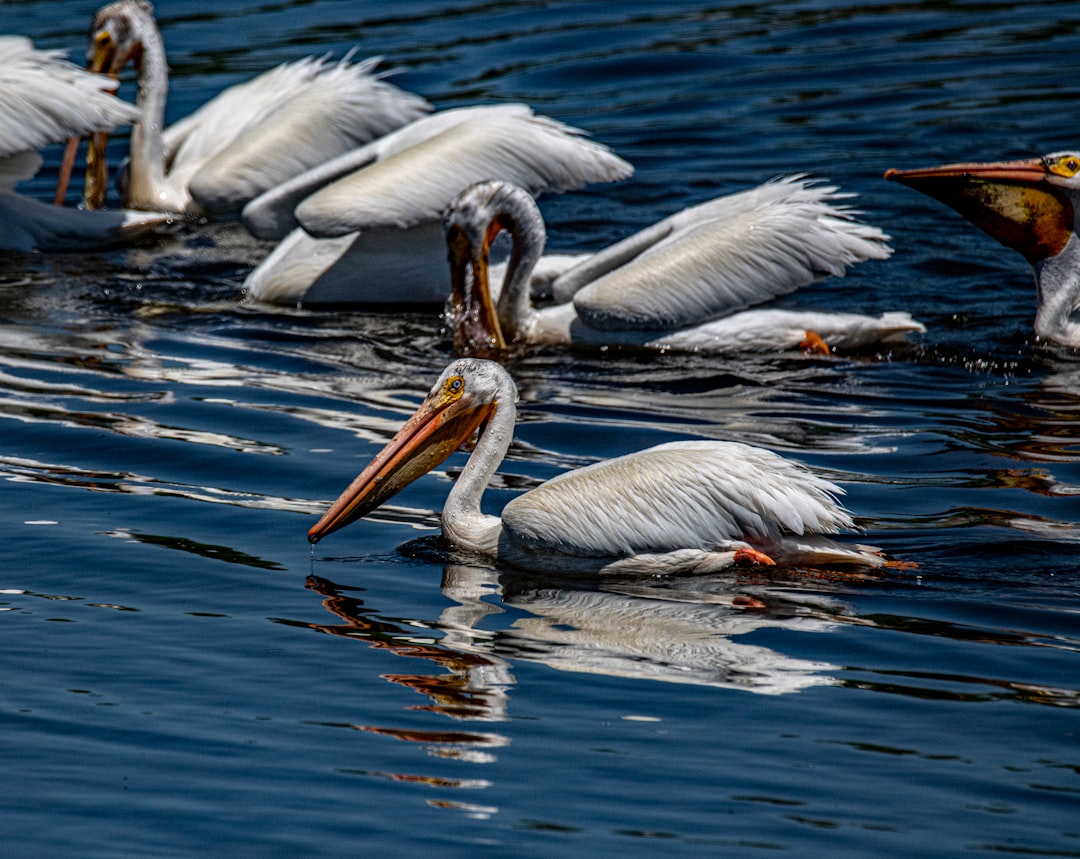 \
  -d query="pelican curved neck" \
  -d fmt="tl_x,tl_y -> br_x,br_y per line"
1033,232 -> 1080,347
491,190 -> 546,341
126,11 -> 169,207
441,384 -> 518,554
